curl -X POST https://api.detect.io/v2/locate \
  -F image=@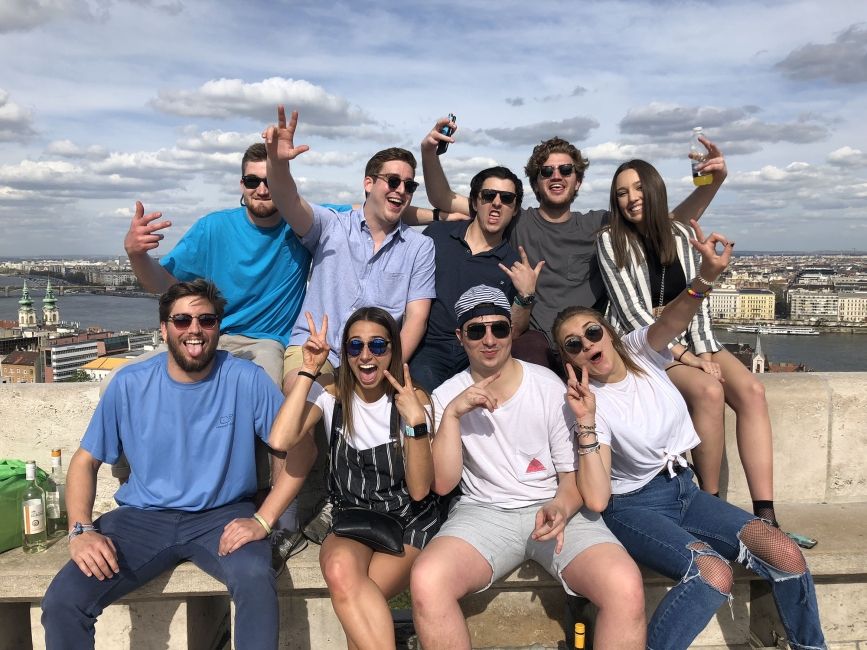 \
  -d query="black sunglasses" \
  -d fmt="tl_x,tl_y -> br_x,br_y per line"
166,313 -> 220,330
347,337 -> 391,357
479,189 -> 517,205
563,324 -> 604,352
539,164 -> 579,179
373,174 -> 419,194
464,321 -> 511,341
241,175 -> 268,190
